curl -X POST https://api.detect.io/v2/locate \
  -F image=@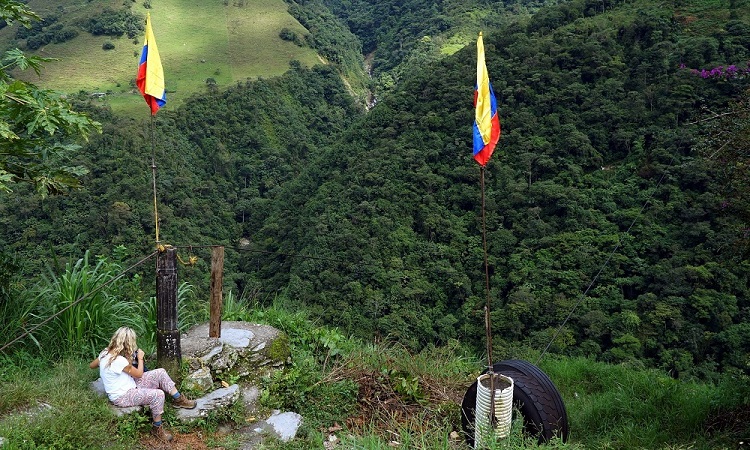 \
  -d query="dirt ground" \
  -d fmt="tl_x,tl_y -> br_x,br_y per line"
139,431 -> 215,450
